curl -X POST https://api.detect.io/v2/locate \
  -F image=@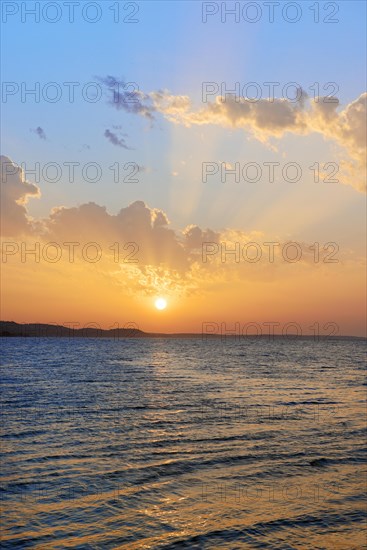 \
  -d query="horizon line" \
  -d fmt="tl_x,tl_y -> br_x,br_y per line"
1,321 -> 366,340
